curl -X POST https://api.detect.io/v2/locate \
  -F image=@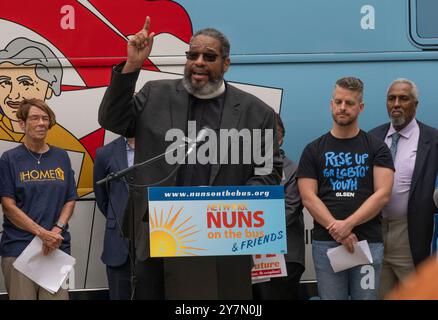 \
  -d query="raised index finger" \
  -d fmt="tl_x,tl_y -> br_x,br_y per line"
143,16 -> 150,32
